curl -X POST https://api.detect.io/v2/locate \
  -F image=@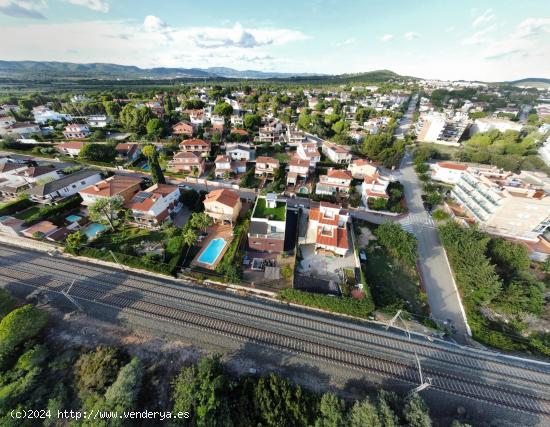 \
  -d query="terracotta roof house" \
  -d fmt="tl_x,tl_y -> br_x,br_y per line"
3,122 -> 40,137
287,158 -> 310,186
0,216 -> 25,236
56,141 -> 86,157
203,189 -> 242,224
361,172 -> 390,205
79,175 -> 142,206
315,168 -> 353,196
255,156 -> 280,177
167,151 -> 205,176
296,142 -> 321,167
347,158 -> 379,179
178,138 -> 211,157
171,121 -> 194,137
321,142 -> 352,164
307,202 -> 350,256
127,183 -> 181,228
430,161 -> 468,184
214,155 -> 246,178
